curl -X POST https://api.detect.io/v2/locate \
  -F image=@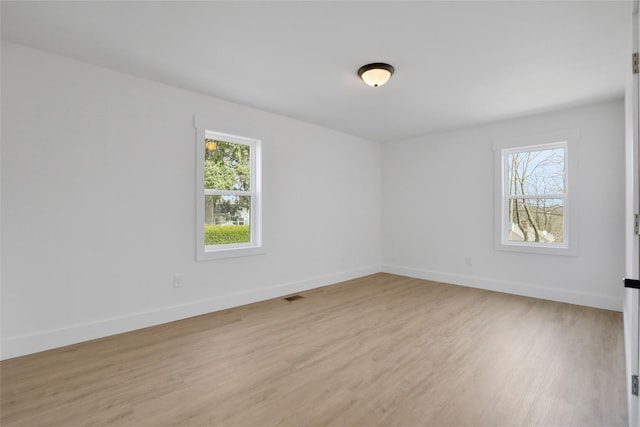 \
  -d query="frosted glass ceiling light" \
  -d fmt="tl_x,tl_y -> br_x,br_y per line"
357,63 -> 394,87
